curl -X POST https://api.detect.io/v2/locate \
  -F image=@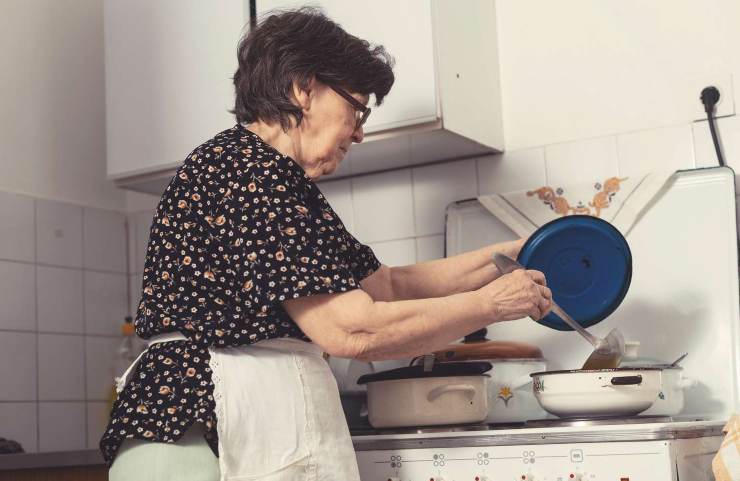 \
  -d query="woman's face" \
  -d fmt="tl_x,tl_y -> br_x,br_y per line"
294,82 -> 367,180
